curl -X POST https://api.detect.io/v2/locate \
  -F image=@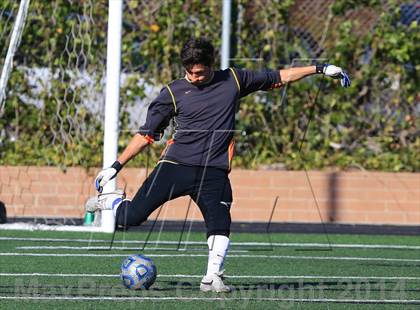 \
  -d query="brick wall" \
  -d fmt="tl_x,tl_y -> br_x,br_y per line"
0,166 -> 419,225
